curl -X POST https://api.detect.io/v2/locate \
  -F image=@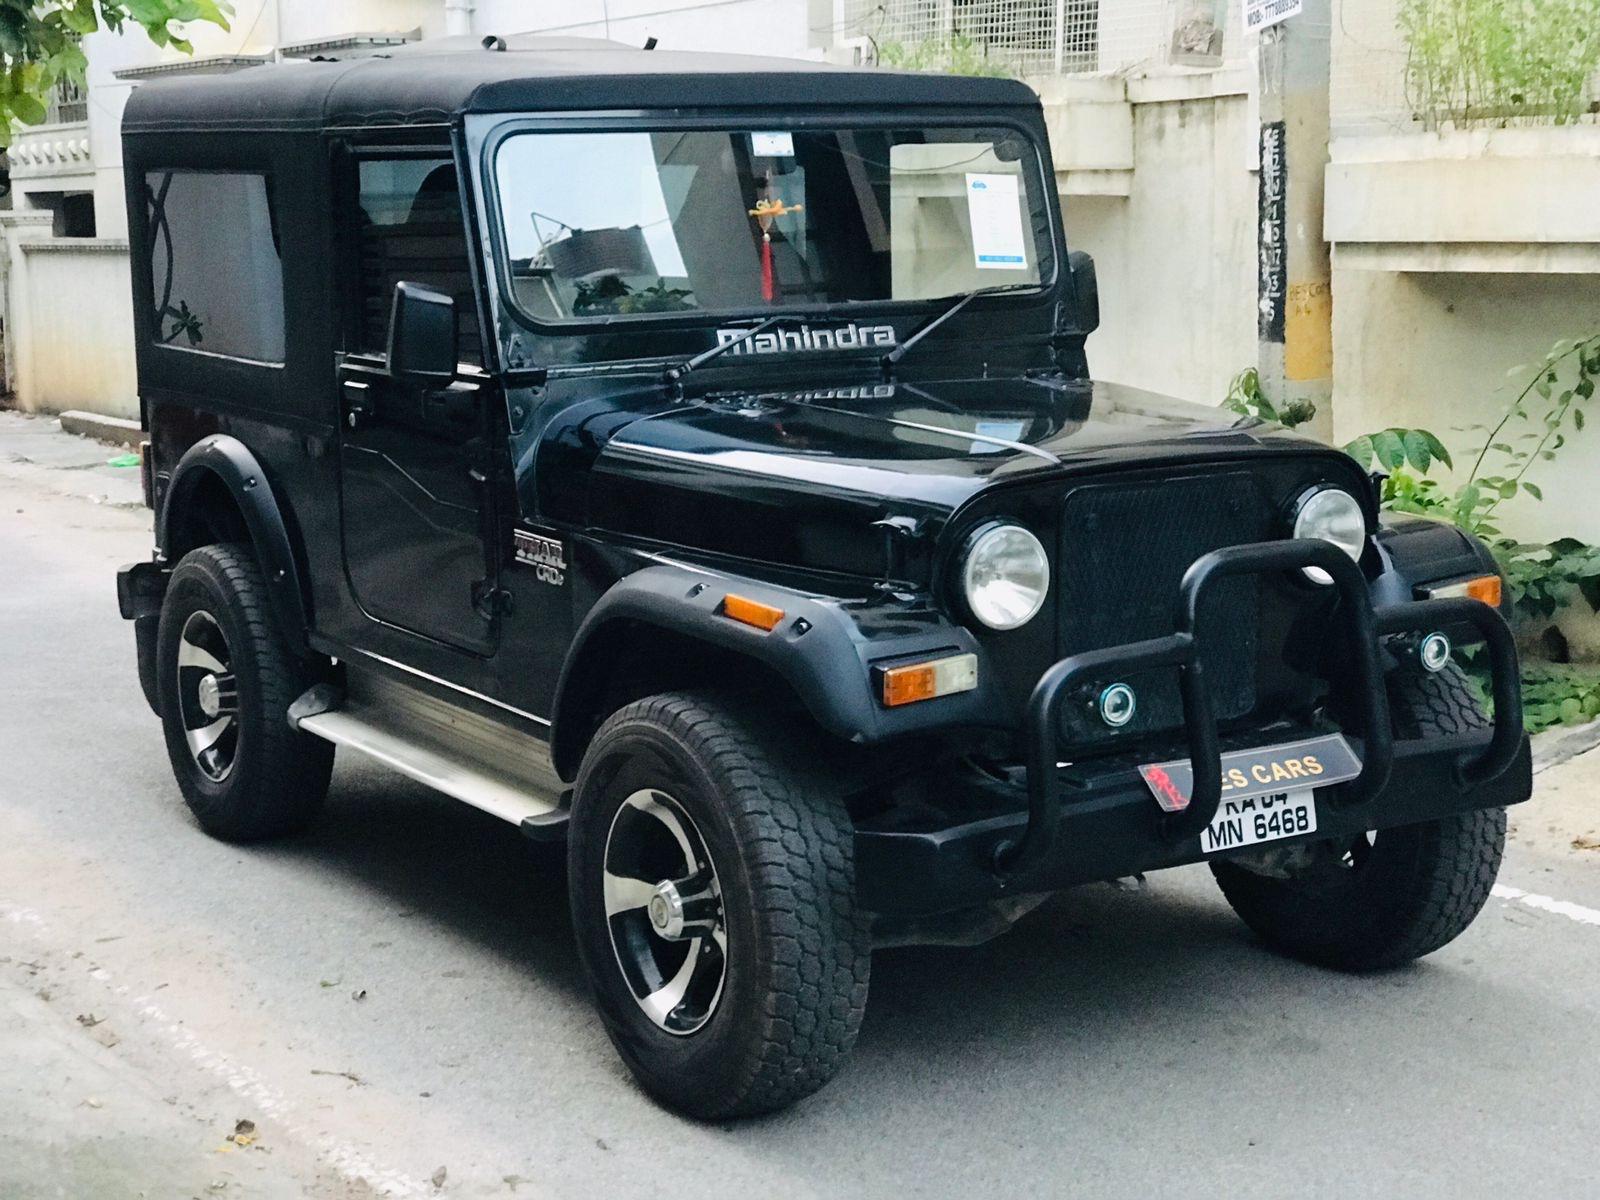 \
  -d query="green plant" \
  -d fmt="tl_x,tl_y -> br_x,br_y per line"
876,34 -> 1011,78
572,276 -> 694,316
1346,332 -> 1599,531
0,2 -> 232,143
1345,336 -> 1600,682
1494,538 -> 1600,619
1222,367 -> 1318,428
1398,0 -> 1600,129
1521,663 -> 1600,731
1465,657 -> 1600,732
